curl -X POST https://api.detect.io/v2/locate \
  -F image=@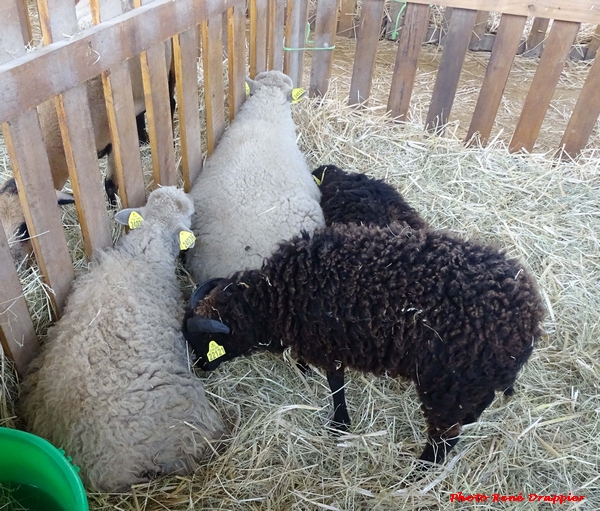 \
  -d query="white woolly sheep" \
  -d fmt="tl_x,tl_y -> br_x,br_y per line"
20,186 -> 224,492
185,70 -> 325,282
